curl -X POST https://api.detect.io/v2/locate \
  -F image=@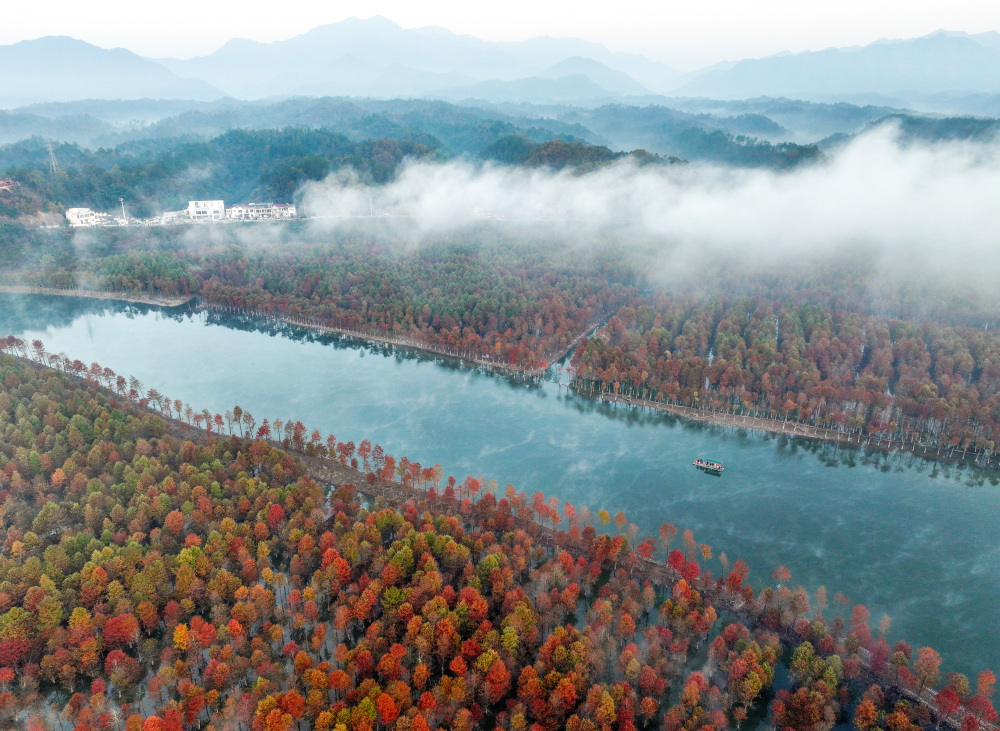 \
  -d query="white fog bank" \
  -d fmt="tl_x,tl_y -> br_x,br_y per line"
299,125 -> 1000,286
